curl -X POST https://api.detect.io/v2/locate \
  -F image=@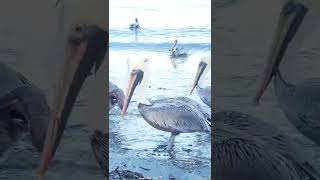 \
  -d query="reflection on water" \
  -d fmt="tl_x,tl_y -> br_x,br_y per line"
109,0 -> 211,179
